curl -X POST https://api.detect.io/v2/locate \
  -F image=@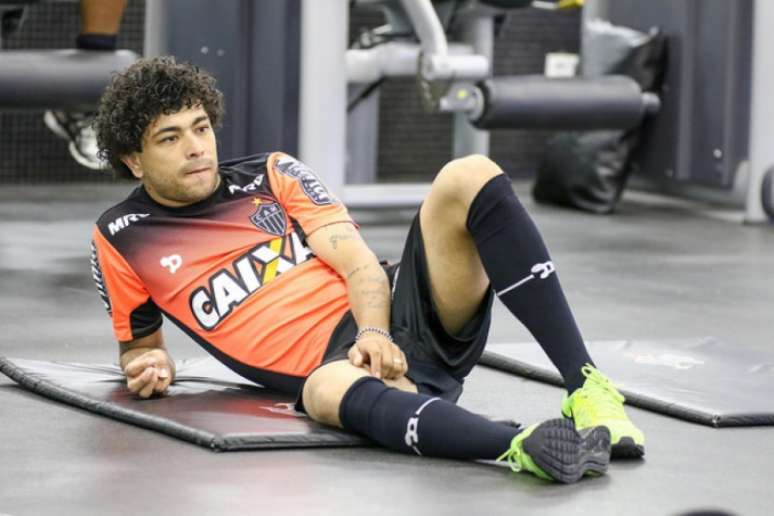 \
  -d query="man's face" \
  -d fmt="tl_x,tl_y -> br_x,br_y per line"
122,105 -> 220,207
